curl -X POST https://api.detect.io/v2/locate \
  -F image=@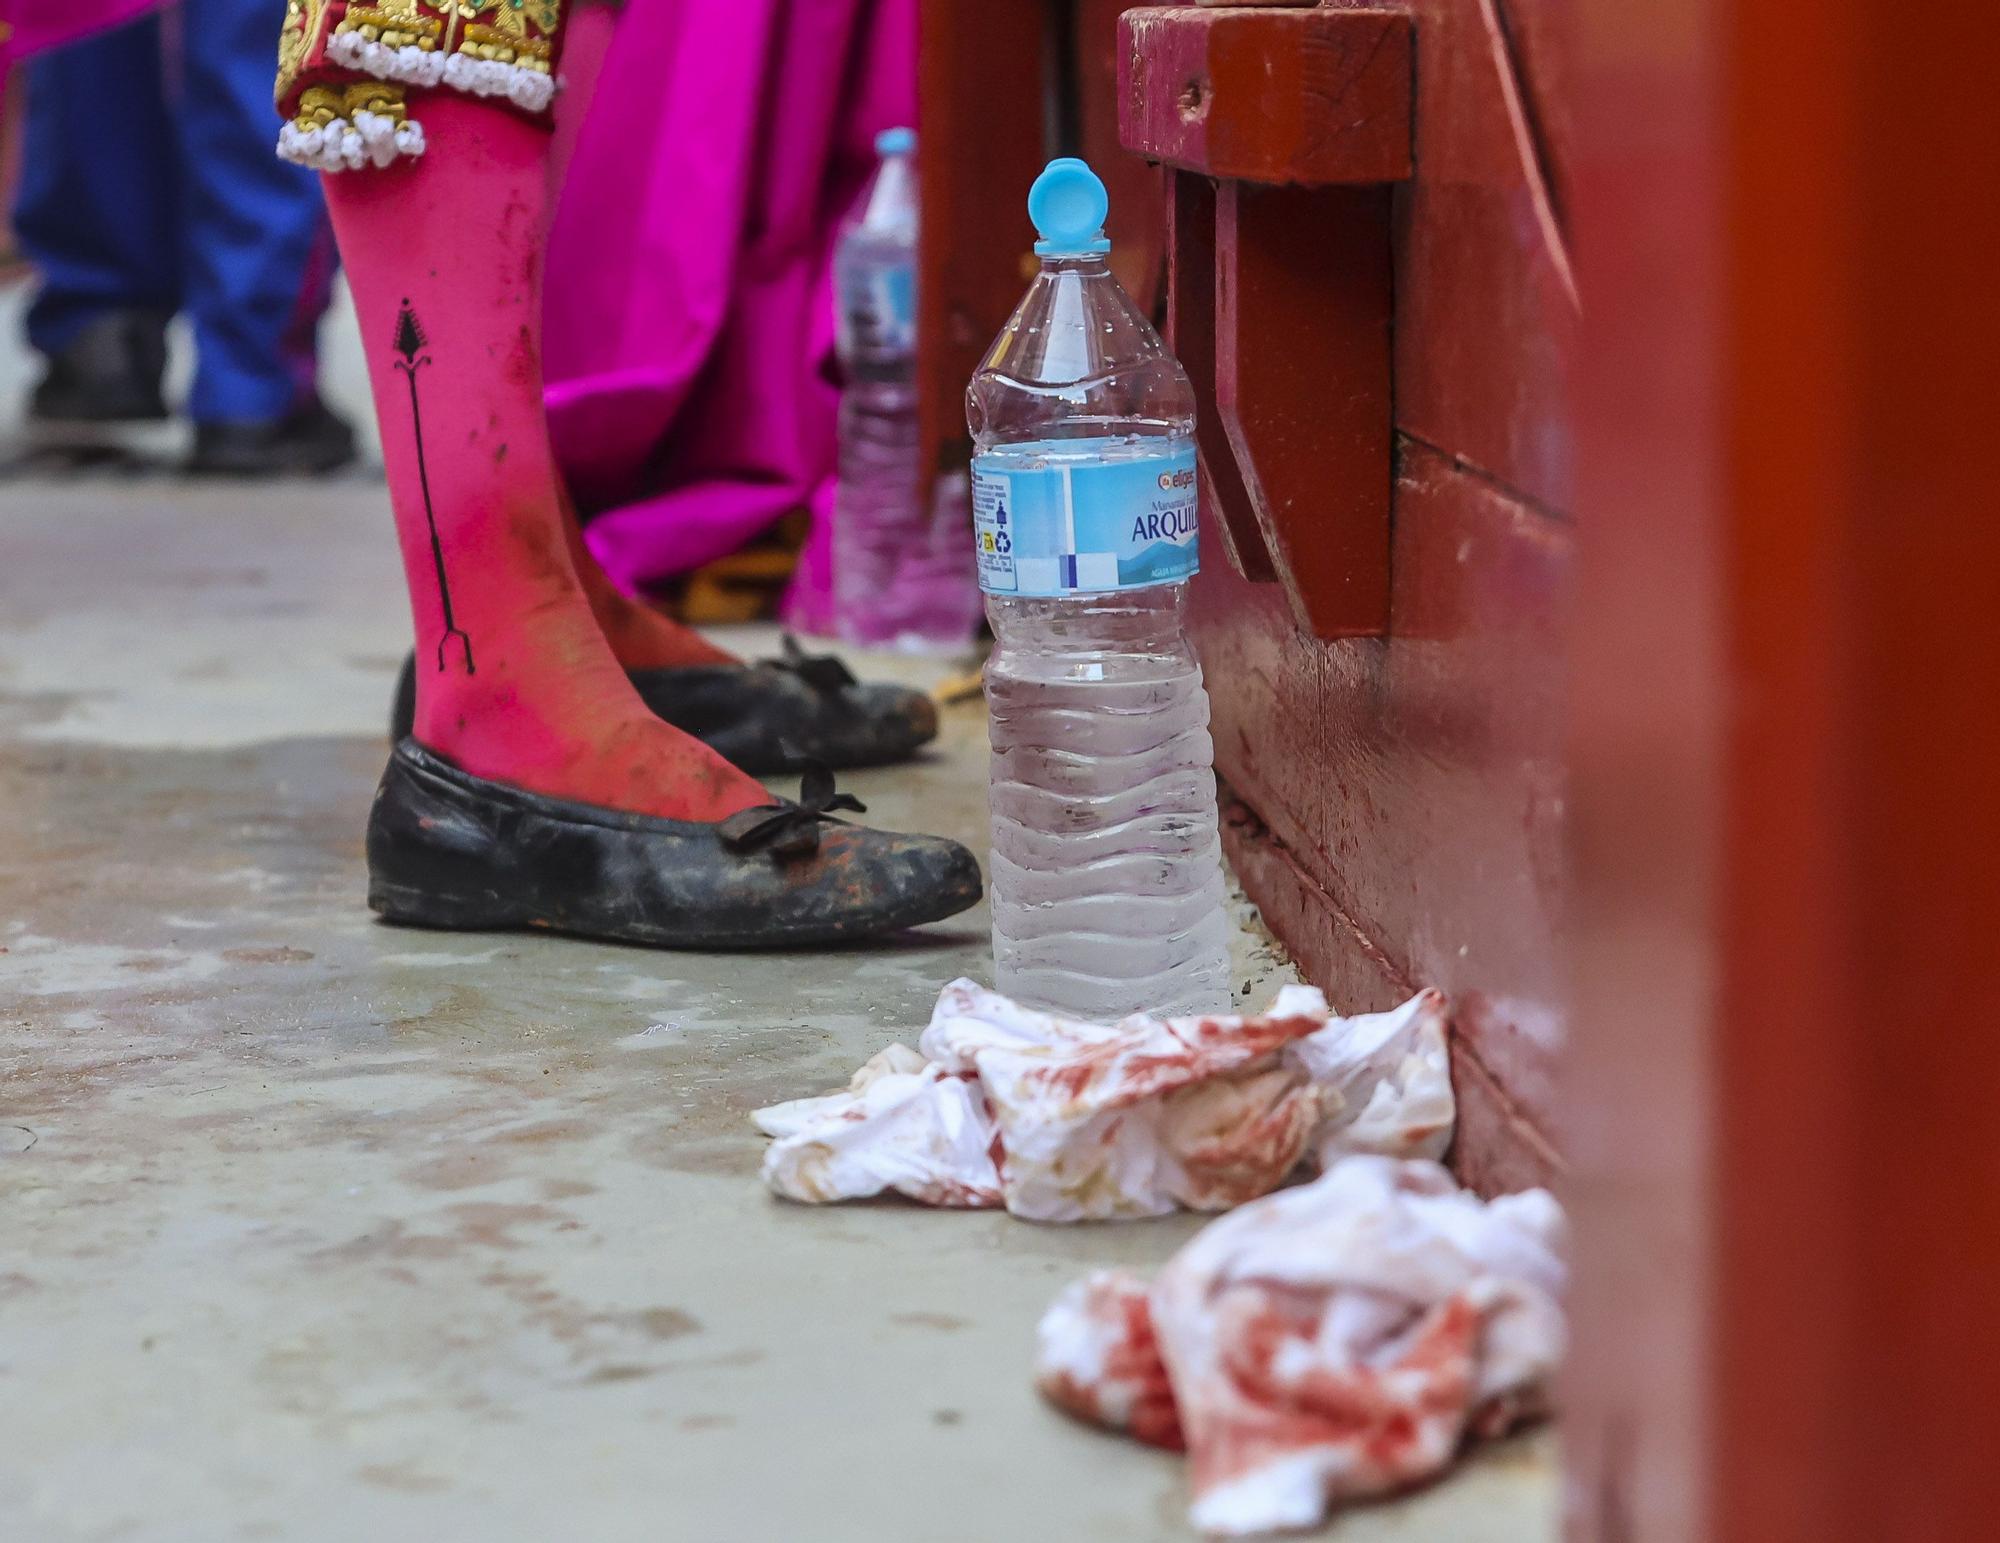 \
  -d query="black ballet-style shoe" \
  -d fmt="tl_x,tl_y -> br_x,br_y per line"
365,740 -> 981,949
389,636 -> 940,774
